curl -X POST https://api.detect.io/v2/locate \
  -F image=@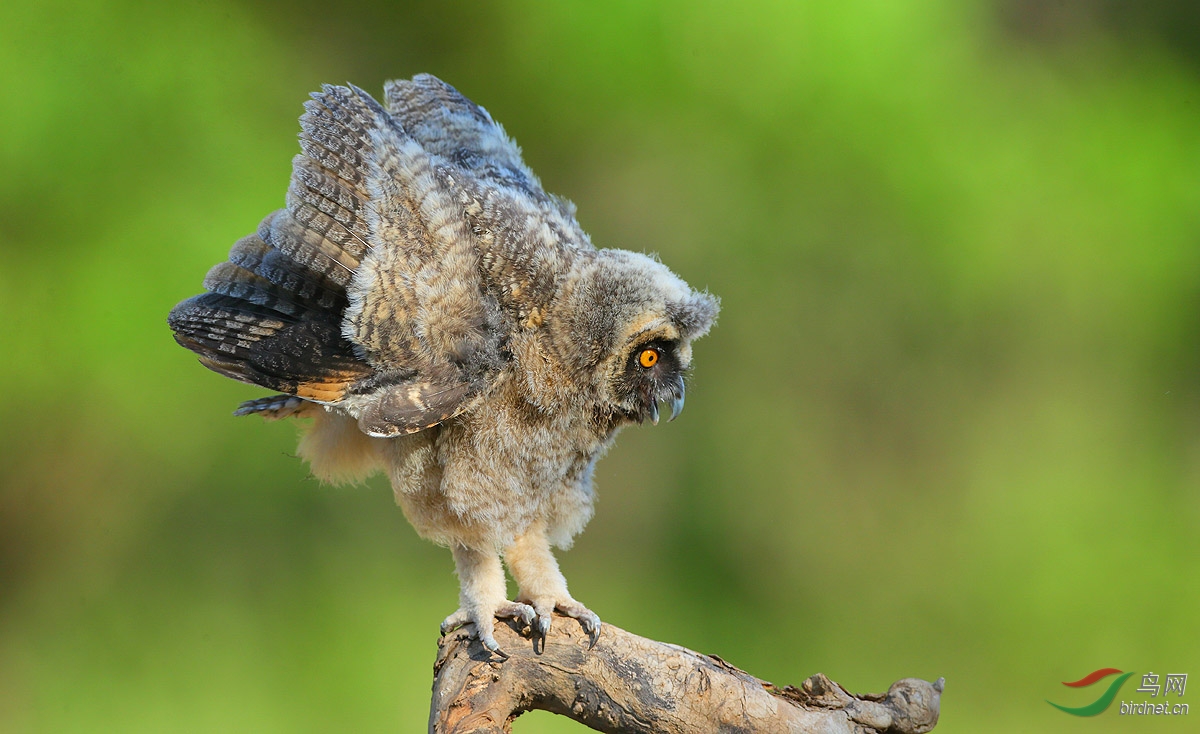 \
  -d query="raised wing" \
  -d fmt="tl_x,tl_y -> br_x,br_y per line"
168,212 -> 370,404
169,82 -> 506,436
384,74 -> 543,199
383,74 -> 595,329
